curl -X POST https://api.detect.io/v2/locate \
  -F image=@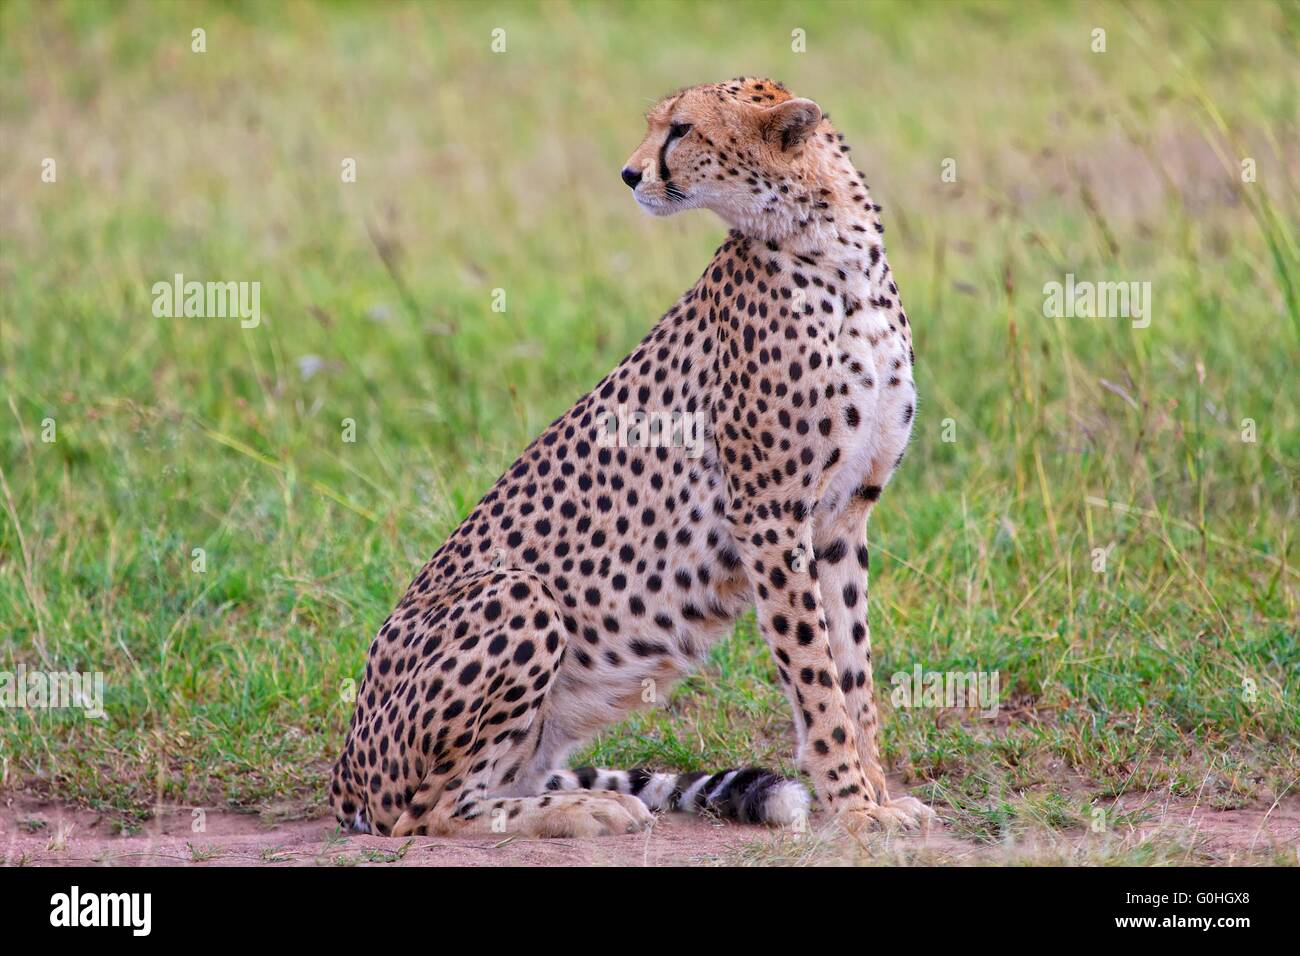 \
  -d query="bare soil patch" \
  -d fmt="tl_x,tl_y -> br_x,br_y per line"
3,786 -> 1296,867
0,793 -> 767,867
